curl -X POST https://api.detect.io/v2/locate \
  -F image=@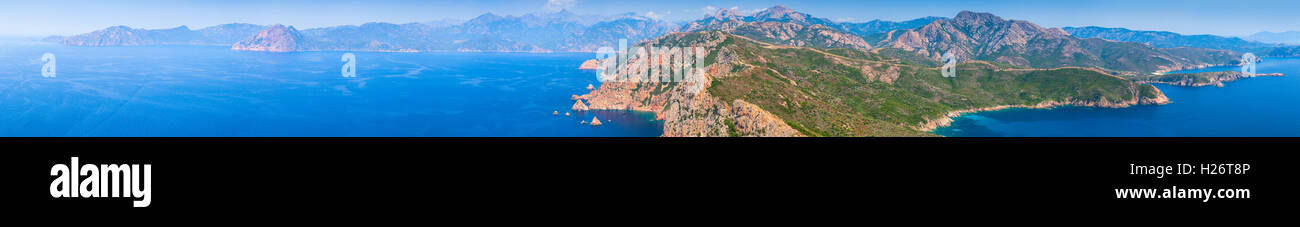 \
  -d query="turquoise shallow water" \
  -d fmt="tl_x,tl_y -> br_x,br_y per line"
934,58 -> 1300,137
0,41 -> 663,136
